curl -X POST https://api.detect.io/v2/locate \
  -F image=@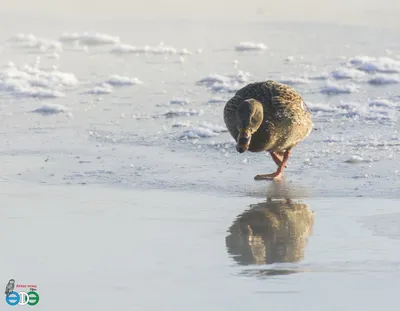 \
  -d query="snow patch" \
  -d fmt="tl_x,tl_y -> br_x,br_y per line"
309,72 -> 330,80
307,102 -> 339,113
331,67 -> 365,80
368,99 -> 395,108
8,33 -> 62,53
105,75 -> 143,86
60,32 -> 120,46
235,42 -> 268,51
196,71 -> 250,93
180,122 -> 227,139
278,77 -> 310,85
284,56 -> 295,62
163,109 -> 202,118
171,120 -> 192,128
31,104 -> 69,115
0,63 -> 78,98
320,81 -> 358,95
85,83 -> 113,95
168,98 -> 190,106
111,43 -> 192,55
349,56 -> 400,74
345,155 -> 366,163
368,75 -> 400,85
